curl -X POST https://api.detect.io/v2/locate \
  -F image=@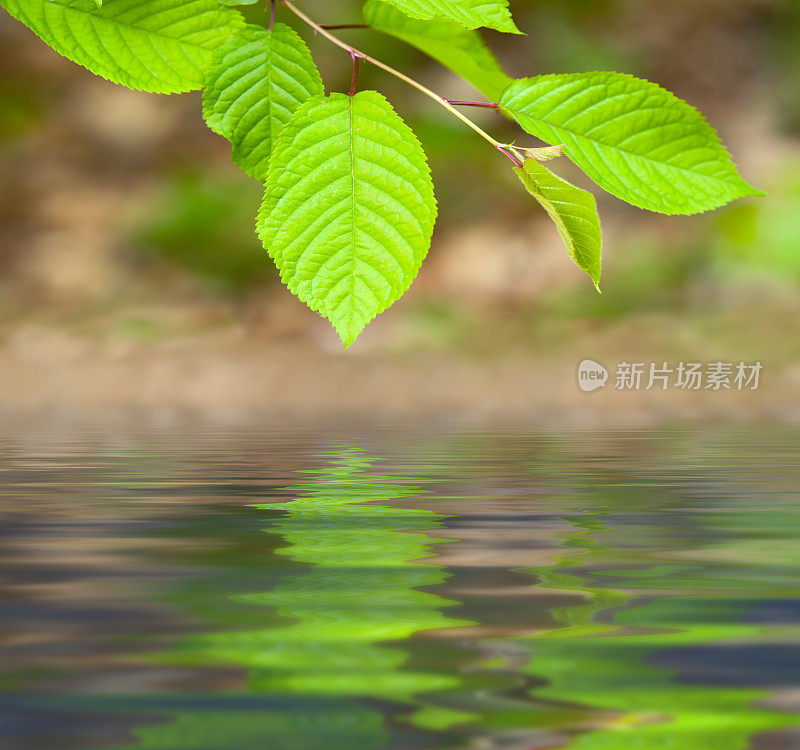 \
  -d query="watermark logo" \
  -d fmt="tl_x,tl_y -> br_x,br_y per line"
578,361 -> 763,392
577,359 -> 609,392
